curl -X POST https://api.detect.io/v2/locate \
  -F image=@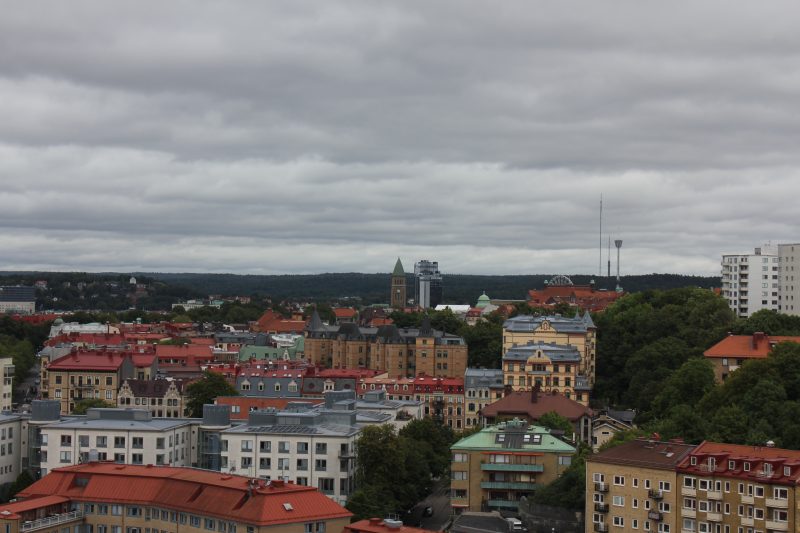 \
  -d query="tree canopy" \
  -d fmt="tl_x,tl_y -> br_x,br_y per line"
185,371 -> 238,417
